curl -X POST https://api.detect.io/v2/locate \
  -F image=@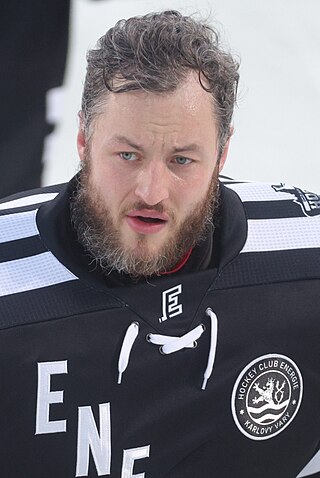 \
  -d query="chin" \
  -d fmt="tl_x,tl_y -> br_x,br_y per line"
130,241 -> 162,256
